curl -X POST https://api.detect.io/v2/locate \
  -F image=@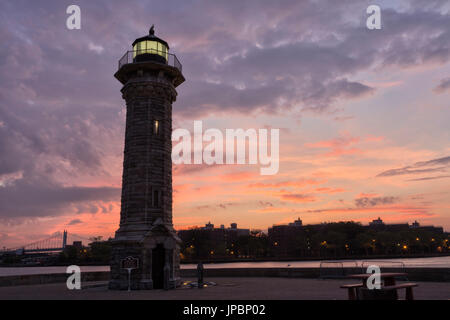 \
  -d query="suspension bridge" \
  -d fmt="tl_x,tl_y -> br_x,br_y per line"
0,231 -> 93,255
